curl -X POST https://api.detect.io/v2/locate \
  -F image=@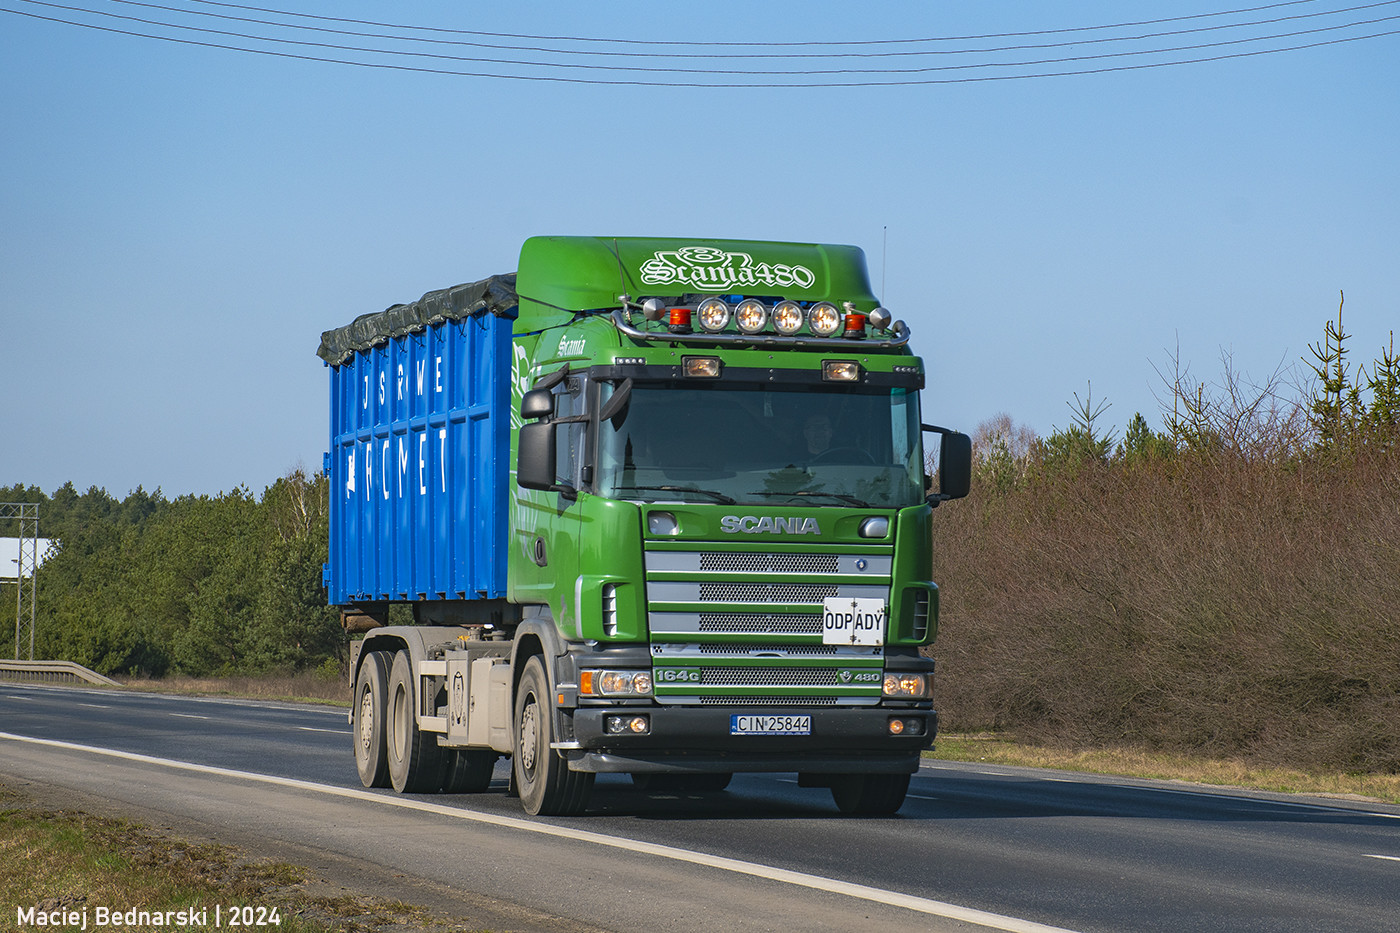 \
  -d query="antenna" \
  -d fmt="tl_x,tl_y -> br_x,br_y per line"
881,226 -> 887,299
612,237 -> 632,310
